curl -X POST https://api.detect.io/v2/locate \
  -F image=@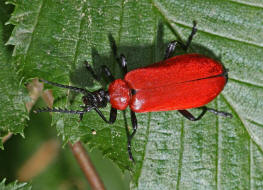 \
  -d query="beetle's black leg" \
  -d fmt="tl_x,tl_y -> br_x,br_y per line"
85,61 -> 116,83
178,106 -> 207,121
78,105 -> 94,121
119,54 -> 128,75
179,106 -> 233,121
163,40 -> 182,60
79,113 -> 84,121
199,106 -> 233,118
101,65 -> 115,82
126,111 -> 137,162
84,61 -> 99,81
94,107 -> 117,124
163,21 -> 197,60
184,20 -> 197,51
